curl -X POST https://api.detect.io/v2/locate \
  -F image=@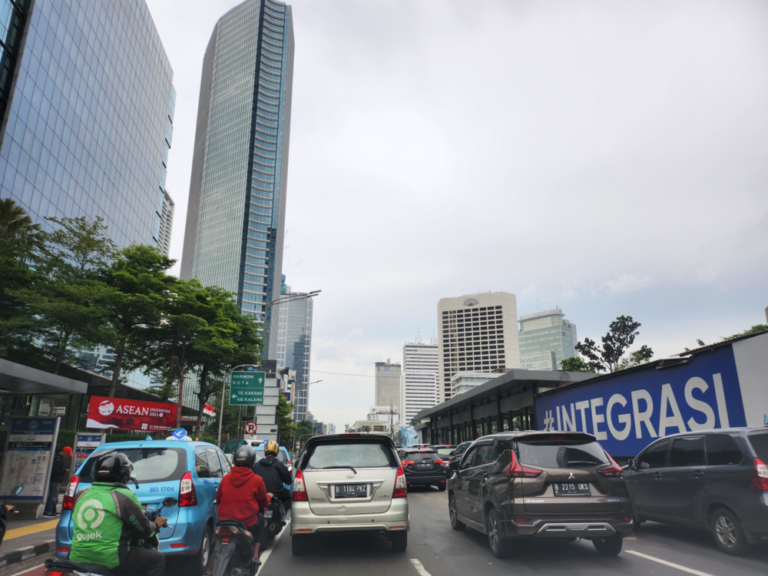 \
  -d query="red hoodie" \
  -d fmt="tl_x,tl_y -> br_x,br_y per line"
216,466 -> 269,527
